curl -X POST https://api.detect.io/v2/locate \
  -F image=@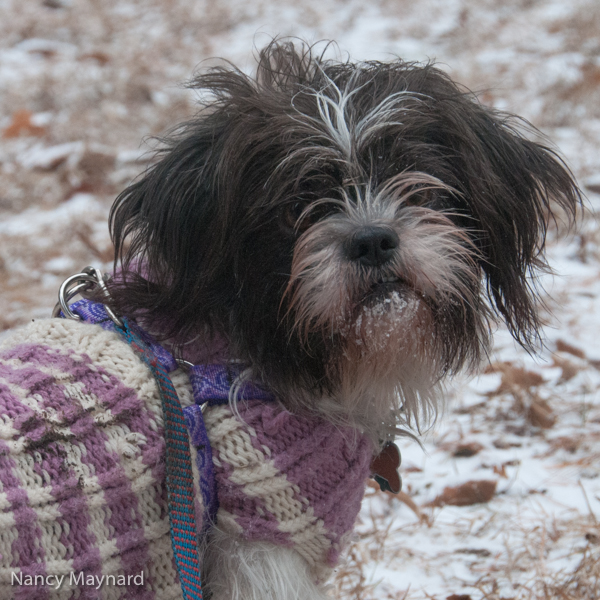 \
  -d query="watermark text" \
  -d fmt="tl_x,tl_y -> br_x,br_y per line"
12,571 -> 144,590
